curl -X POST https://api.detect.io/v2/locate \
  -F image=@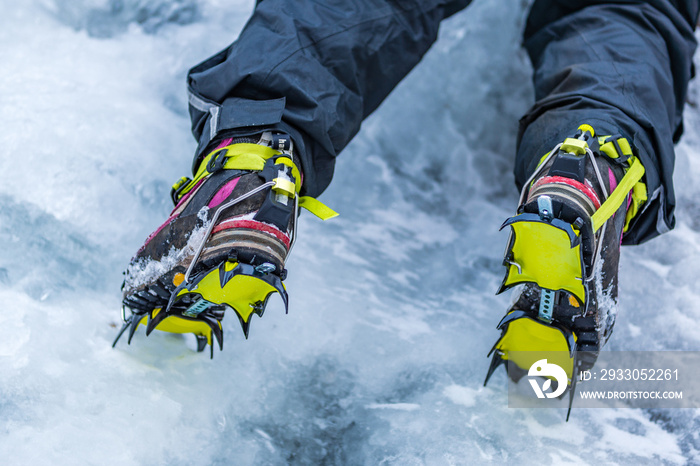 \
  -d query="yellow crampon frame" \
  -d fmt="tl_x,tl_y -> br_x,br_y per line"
499,213 -> 587,305
114,260 -> 288,358
485,214 -> 583,418
484,310 -> 579,419
163,261 -> 286,356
